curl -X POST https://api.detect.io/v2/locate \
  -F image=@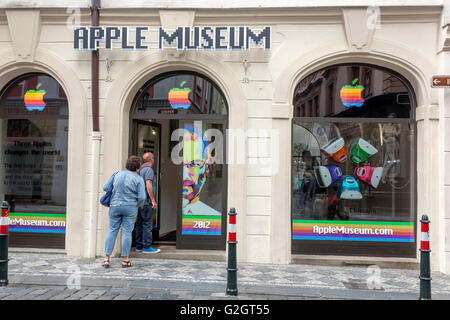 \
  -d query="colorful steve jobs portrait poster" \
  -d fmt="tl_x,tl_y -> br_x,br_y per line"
181,124 -> 221,236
